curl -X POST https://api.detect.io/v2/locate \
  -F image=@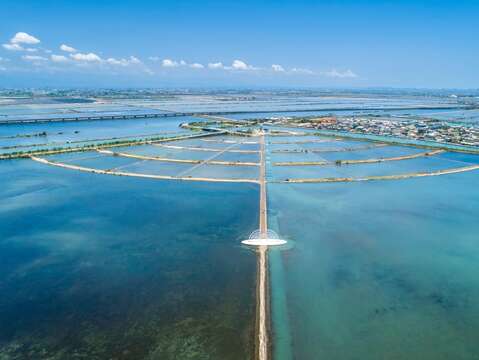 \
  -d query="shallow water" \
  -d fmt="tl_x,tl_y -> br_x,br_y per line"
0,116 -> 195,151
268,169 -> 479,359
0,159 -> 258,359
2,106 -> 478,360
